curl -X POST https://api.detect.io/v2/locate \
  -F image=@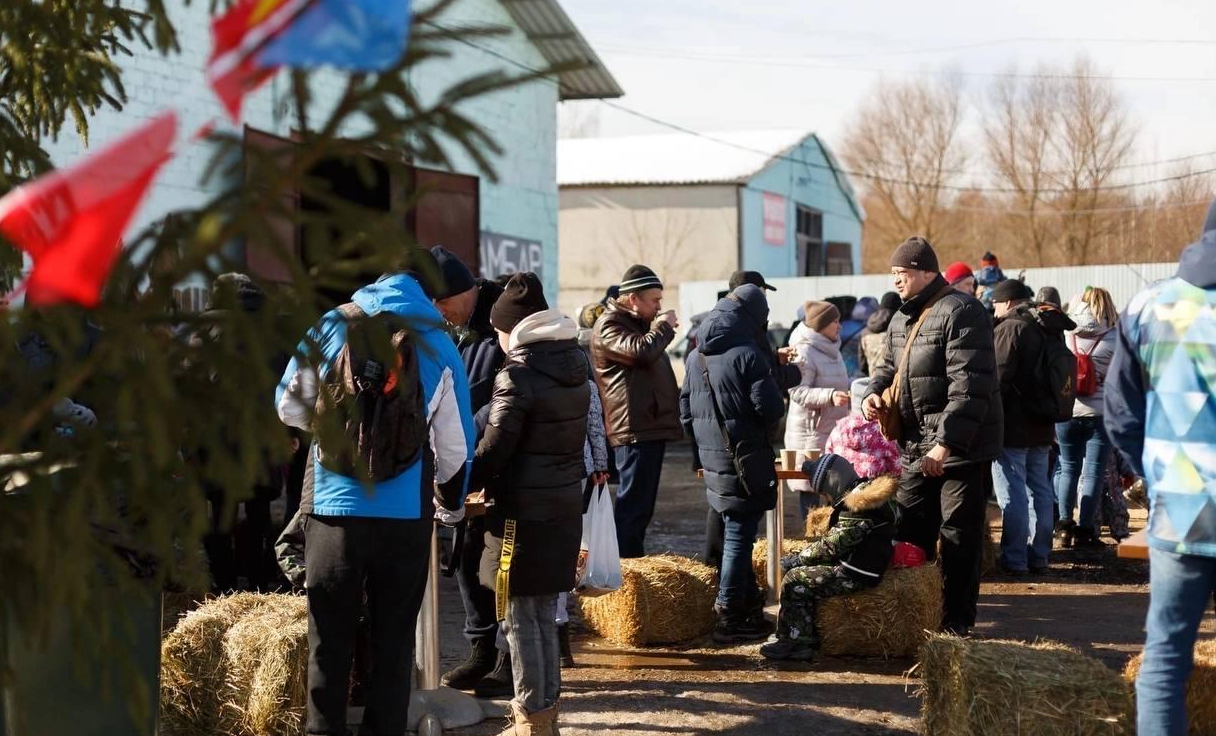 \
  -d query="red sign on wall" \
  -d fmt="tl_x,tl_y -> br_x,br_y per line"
762,192 -> 786,246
